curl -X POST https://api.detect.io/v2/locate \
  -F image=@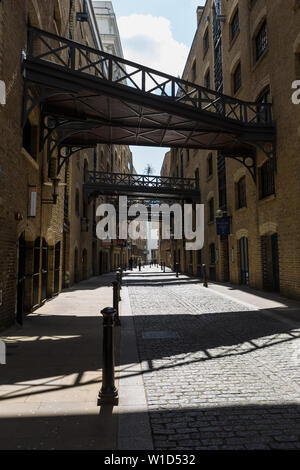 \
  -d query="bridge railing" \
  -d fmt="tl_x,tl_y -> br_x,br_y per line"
85,171 -> 199,192
26,27 -> 273,126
